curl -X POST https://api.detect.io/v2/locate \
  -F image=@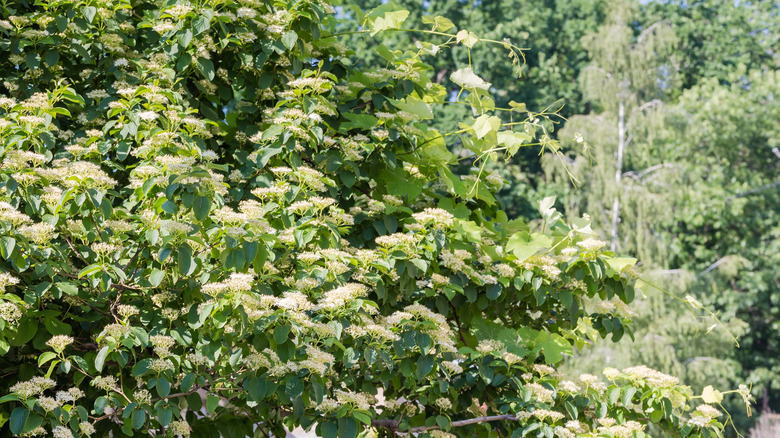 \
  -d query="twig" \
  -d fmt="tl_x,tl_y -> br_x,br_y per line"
372,414 -> 520,434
